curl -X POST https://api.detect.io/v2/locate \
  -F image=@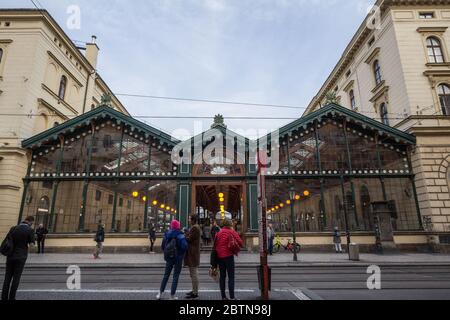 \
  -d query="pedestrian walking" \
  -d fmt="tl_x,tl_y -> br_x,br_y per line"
184,215 -> 201,299
148,224 -> 156,253
210,220 -> 221,243
1,216 -> 36,301
202,221 -> 211,246
35,224 -> 48,254
93,223 -> 105,259
267,224 -> 275,256
213,219 -> 243,300
333,227 -> 343,253
156,220 -> 188,300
